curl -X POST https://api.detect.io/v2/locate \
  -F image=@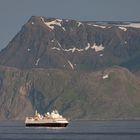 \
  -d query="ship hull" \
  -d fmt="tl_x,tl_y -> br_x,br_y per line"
26,123 -> 68,127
